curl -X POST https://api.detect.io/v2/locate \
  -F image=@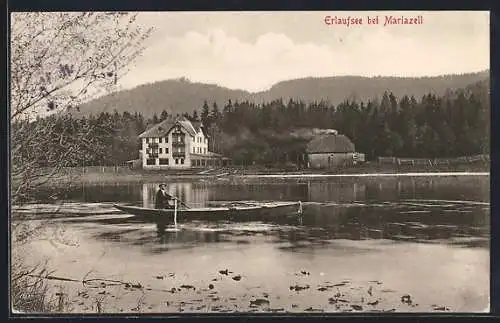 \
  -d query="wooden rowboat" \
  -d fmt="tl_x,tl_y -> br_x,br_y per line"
113,201 -> 302,224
